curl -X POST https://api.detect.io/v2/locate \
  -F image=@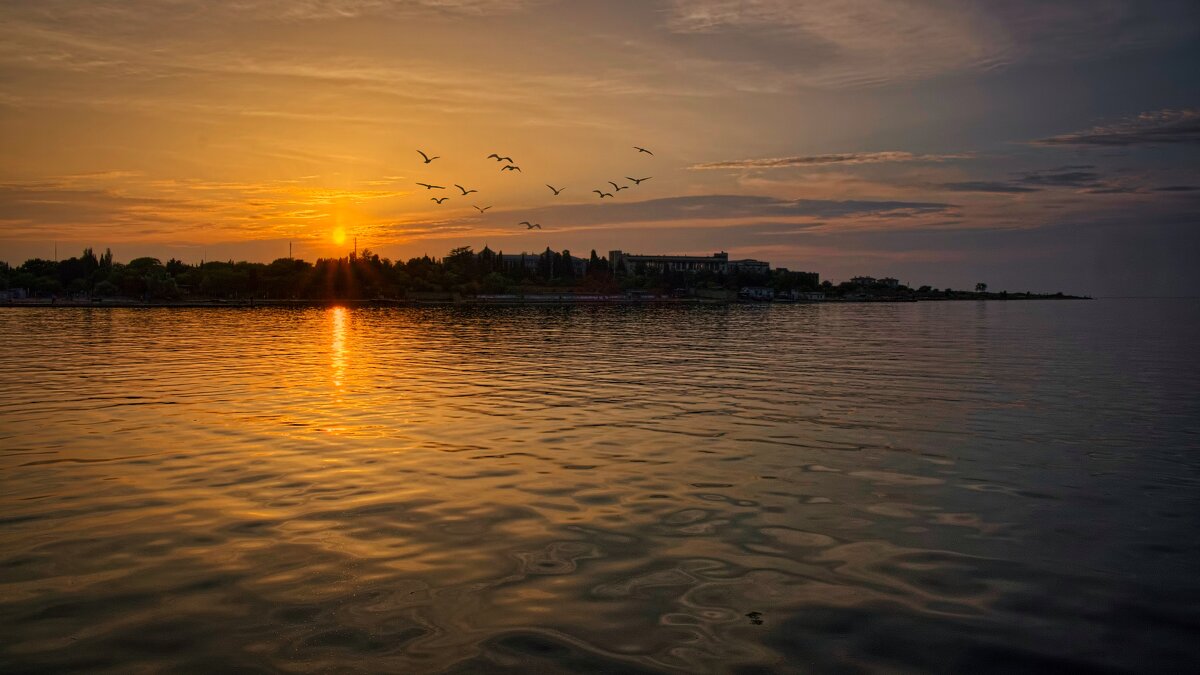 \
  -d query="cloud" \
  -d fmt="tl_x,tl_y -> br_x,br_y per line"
937,165 -> 1168,195
1033,109 -> 1200,146
1154,185 -> 1200,192
501,194 -> 955,229
1014,170 -> 1102,188
662,0 -> 1199,88
690,152 -> 970,170
940,181 -> 1040,194
2,0 -> 540,23
0,176 -> 410,243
